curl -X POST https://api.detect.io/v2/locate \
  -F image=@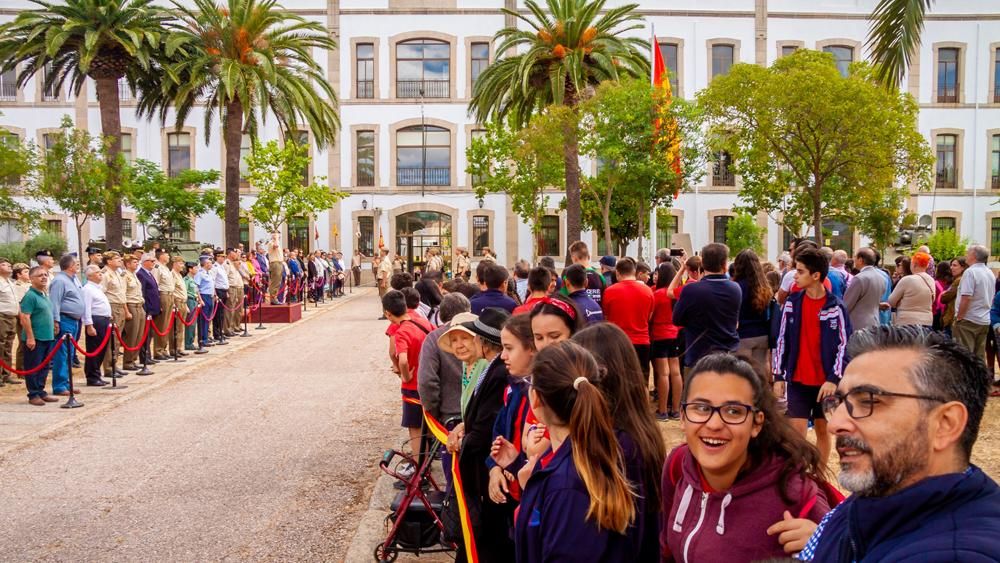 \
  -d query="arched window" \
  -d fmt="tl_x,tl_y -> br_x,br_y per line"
396,125 -> 450,186
823,45 -> 854,77
396,39 -> 450,98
